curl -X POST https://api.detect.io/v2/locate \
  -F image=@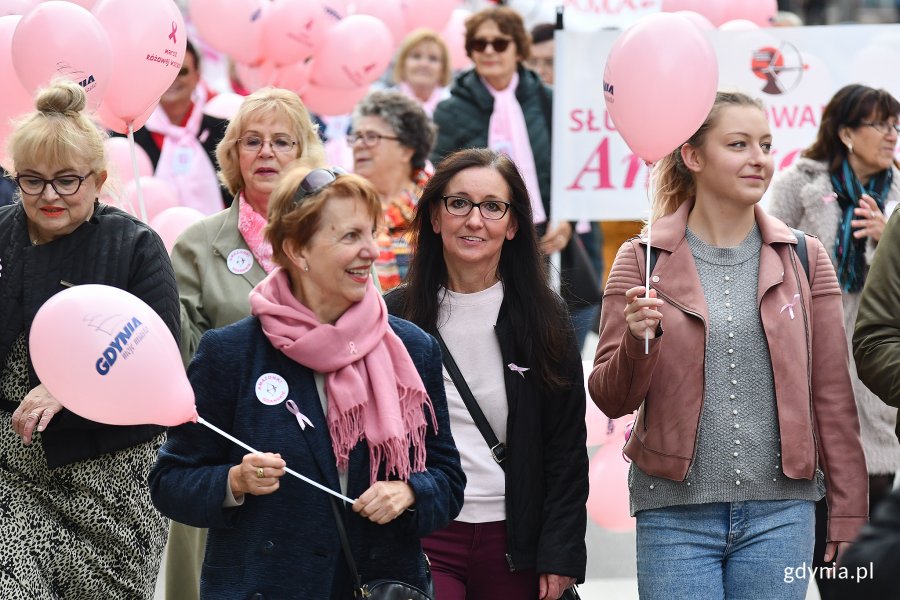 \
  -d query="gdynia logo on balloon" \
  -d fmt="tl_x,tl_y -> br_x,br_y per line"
95,317 -> 149,376
55,62 -> 98,94
603,80 -> 615,102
